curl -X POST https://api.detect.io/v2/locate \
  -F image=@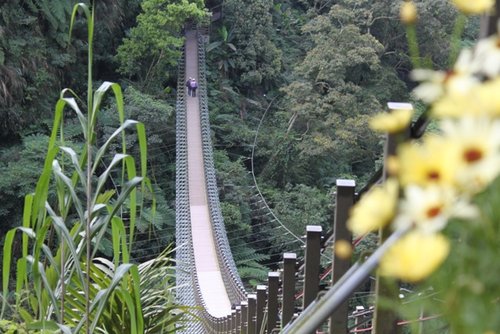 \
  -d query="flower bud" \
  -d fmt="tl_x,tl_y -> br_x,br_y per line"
334,239 -> 353,260
451,0 -> 494,14
400,1 -> 418,25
